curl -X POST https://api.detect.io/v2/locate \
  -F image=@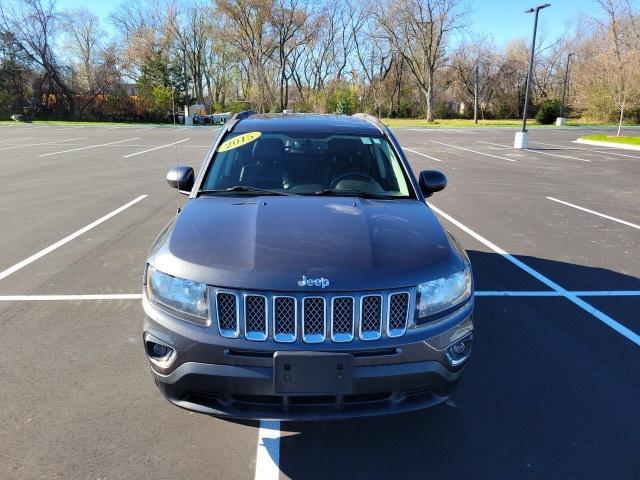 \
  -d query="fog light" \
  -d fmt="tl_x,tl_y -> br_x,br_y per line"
144,334 -> 176,367
445,334 -> 472,367
152,343 -> 170,357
